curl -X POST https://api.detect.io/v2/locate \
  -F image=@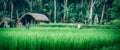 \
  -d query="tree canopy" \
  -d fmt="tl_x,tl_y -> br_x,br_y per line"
0,0 -> 119,24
